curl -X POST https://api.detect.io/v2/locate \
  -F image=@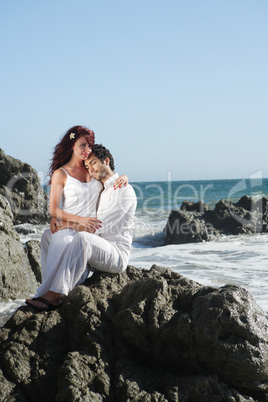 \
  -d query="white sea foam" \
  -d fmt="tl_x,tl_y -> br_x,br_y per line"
15,223 -> 50,244
0,299 -> 27,327
130,233 -> 268,317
